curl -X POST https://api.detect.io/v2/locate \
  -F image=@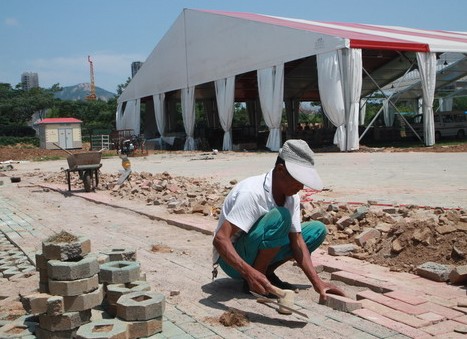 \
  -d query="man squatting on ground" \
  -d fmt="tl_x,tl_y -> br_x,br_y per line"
212,139 -> 345,301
